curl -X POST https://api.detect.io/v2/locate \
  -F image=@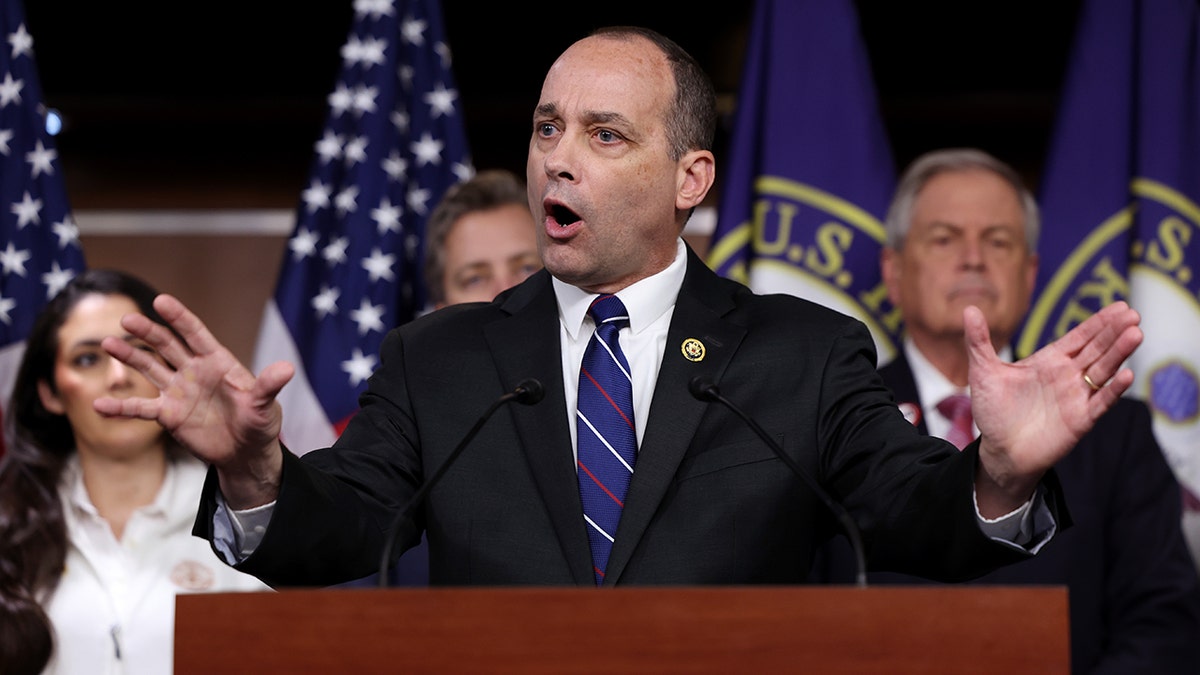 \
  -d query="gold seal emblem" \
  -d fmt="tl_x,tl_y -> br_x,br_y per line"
681,338 -> 705,362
